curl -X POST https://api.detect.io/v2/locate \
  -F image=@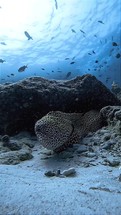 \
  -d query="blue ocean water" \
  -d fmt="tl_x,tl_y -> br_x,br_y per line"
0,0 -> 121,88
